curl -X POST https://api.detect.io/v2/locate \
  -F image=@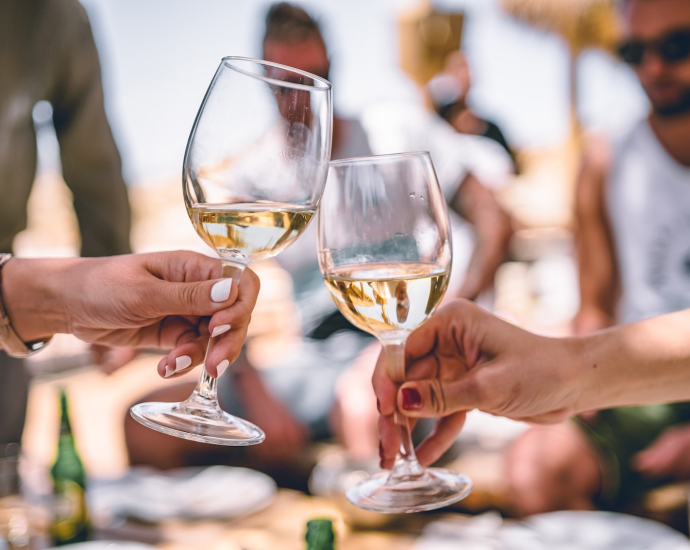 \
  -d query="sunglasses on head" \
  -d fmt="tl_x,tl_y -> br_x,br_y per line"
618,29 -> 690,66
